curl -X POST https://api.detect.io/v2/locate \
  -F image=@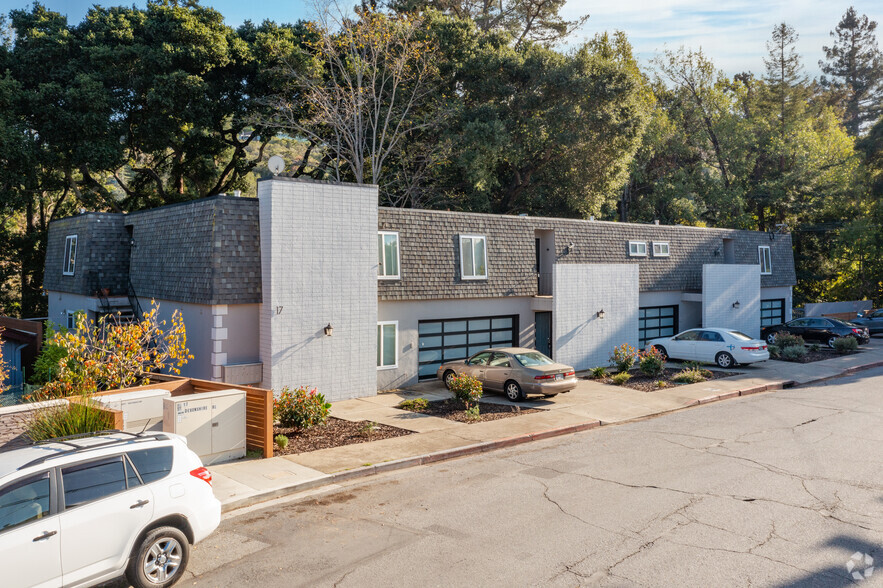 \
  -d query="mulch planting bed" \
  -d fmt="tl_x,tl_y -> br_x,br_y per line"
770,347 -> 854,363
399,398 -> 543,423
589,367 -> 740,392
273,417 -> 412,455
